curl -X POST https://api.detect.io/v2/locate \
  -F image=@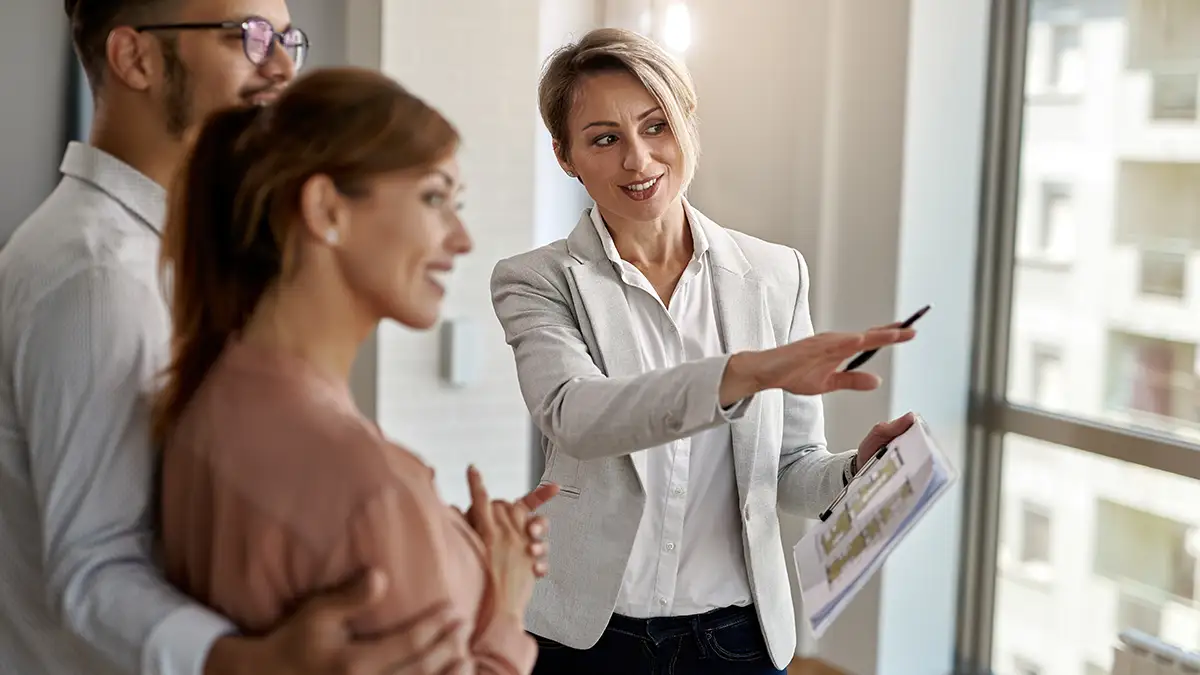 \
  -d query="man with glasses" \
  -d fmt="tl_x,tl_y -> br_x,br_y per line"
0,1 -> 518,674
